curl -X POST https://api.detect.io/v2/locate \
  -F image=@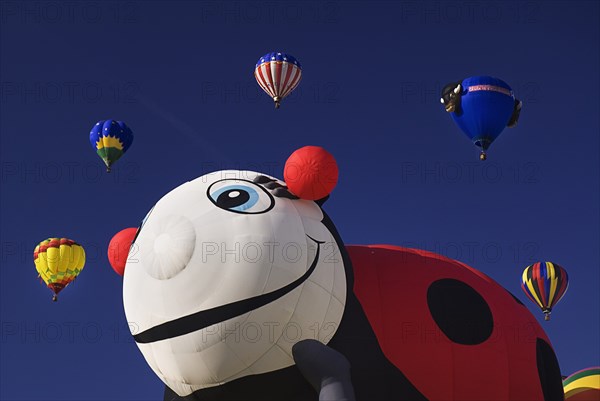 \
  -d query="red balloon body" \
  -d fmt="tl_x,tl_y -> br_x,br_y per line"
107,227 -> 137,276
347,244 -> 561,401
284,146 -> 338,200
